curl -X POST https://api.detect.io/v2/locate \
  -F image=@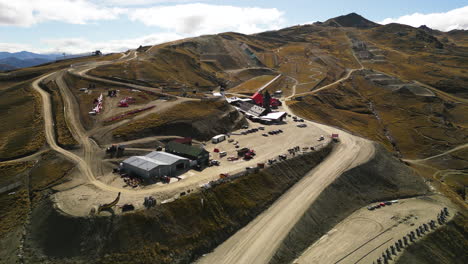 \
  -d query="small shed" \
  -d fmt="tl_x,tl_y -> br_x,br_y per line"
165,142 -> 210,169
